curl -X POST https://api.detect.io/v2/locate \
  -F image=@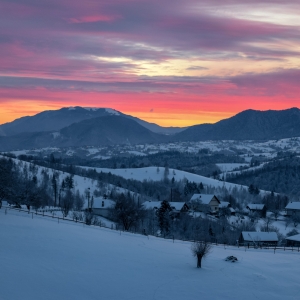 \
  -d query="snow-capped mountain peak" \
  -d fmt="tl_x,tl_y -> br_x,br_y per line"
104,108 -> 120,116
